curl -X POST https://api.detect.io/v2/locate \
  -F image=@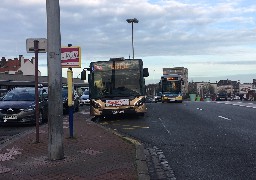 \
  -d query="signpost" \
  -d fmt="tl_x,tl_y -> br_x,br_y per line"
26,38 -> 47,143
61,45 -> 81,138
